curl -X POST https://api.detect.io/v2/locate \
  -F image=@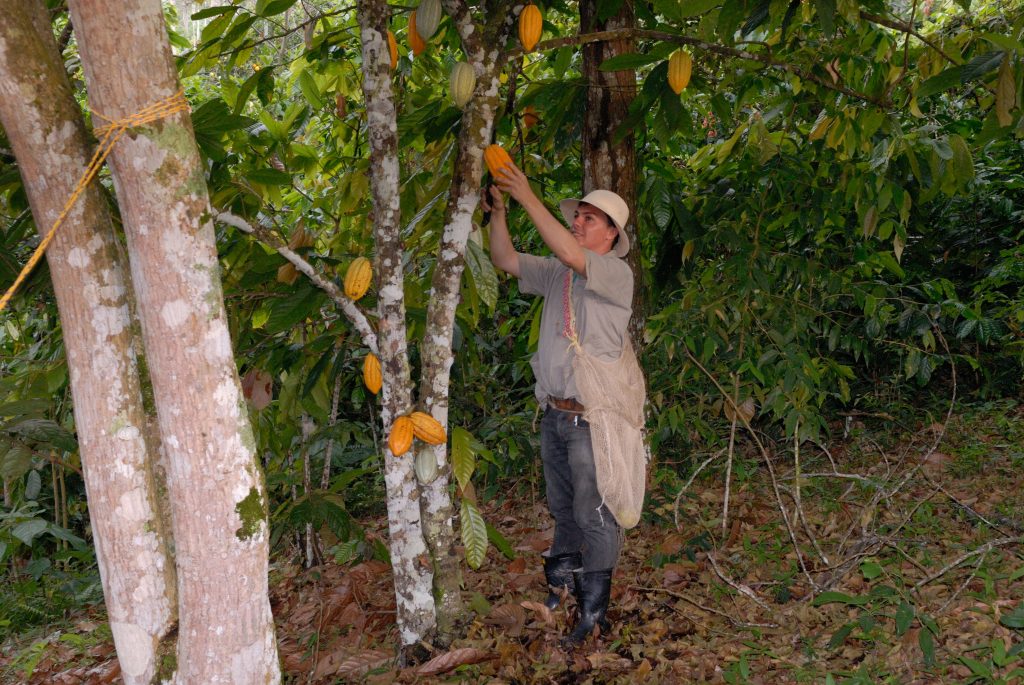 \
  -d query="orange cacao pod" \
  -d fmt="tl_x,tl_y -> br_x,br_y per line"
450,61 -> 476,109
344,256 -> 372,301
409,411 -> 446,445
416,0 -> 442,39
518,4 -> 542,53
483,144 -> 513,177
668,50 -> 692,94
522,105 -> 539,129
389,416 -> 414,456
363,353 -> 382,394
409,12 -> 427,56
387,30 -> 398,70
